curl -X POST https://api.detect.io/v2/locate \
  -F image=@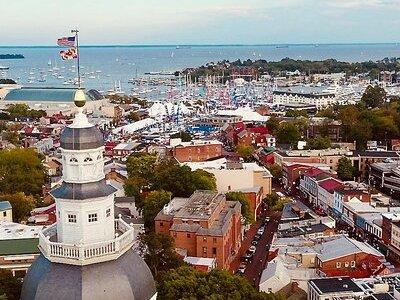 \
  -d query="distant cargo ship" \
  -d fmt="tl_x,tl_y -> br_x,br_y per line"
0,54 -> 25,59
